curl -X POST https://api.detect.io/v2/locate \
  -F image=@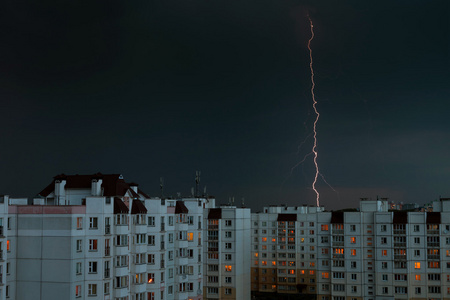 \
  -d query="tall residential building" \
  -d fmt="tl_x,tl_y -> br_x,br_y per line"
203,206 -> 251,300
251,199 -> 450,300
3,173 -> 251,300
